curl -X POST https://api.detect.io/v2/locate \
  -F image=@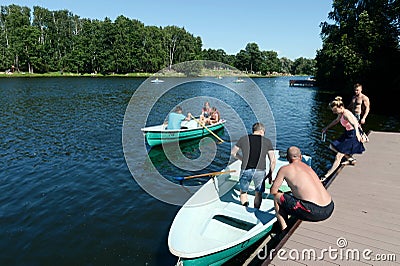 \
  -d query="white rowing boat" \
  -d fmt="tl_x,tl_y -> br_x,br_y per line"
168,150 -> 312,265
150,78 -> 164,83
